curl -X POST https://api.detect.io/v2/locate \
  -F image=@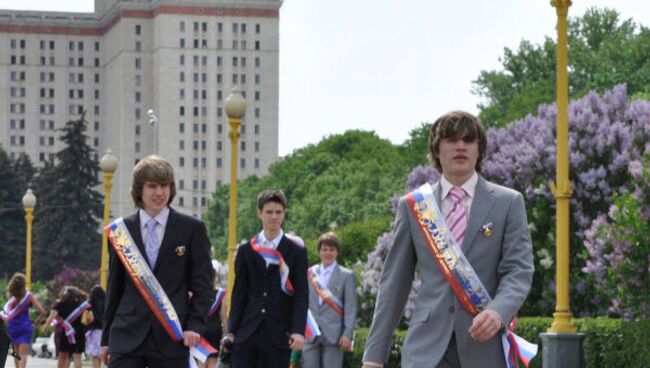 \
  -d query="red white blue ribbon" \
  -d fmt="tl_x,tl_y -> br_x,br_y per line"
189,338 -> 218,368
307,266 -> 344,316
60,301 -> 91,344
0,291 -> 32,322
251,235 -> 294,296
407,184 -> 537,367
304,309 -> 321,340
106,217 -> 216,367
208,288 -> 226,317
